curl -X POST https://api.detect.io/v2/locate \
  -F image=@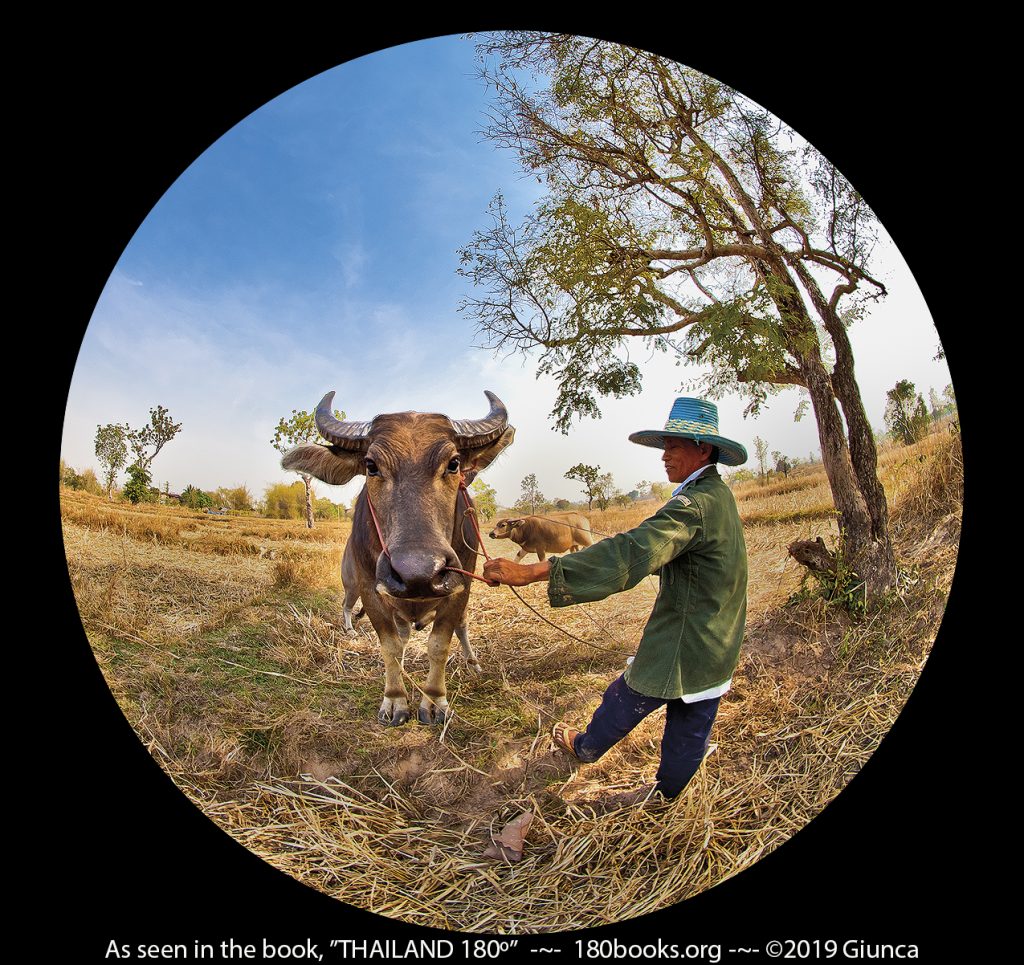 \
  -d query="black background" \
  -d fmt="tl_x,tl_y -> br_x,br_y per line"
45,16 -> 980,959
